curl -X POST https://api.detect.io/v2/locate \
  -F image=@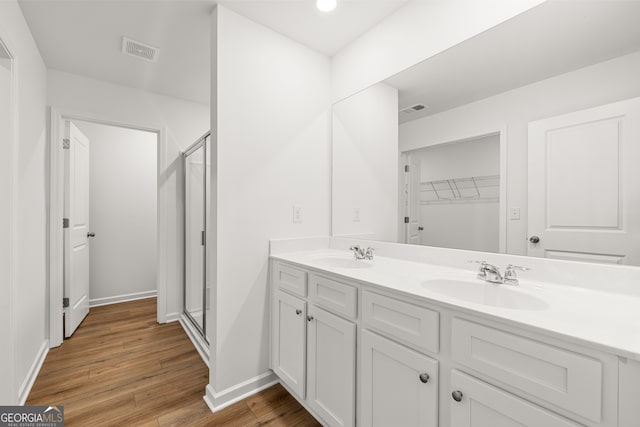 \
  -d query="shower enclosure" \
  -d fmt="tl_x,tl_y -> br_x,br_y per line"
183,132 -> 210,344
